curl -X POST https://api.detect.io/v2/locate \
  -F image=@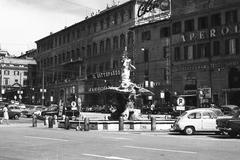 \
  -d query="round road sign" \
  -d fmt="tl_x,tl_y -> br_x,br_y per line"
71,101 -> 77,107
177,97 -> 185,106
